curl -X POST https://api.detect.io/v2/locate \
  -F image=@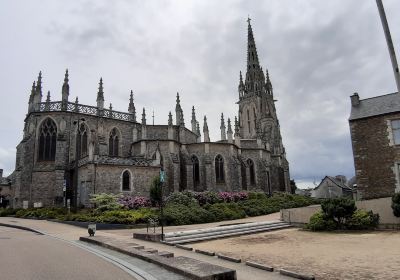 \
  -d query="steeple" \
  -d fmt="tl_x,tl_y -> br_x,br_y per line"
247,17 -> 260,70
180,108 -> 185,127
62,69 -> 69,101
238,71 -> 245,98
191,106 -> 197,132
203,116 -> 210,142
128,90 -> 136,121
97,78 -> 104,110
220,113 -> 226,140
